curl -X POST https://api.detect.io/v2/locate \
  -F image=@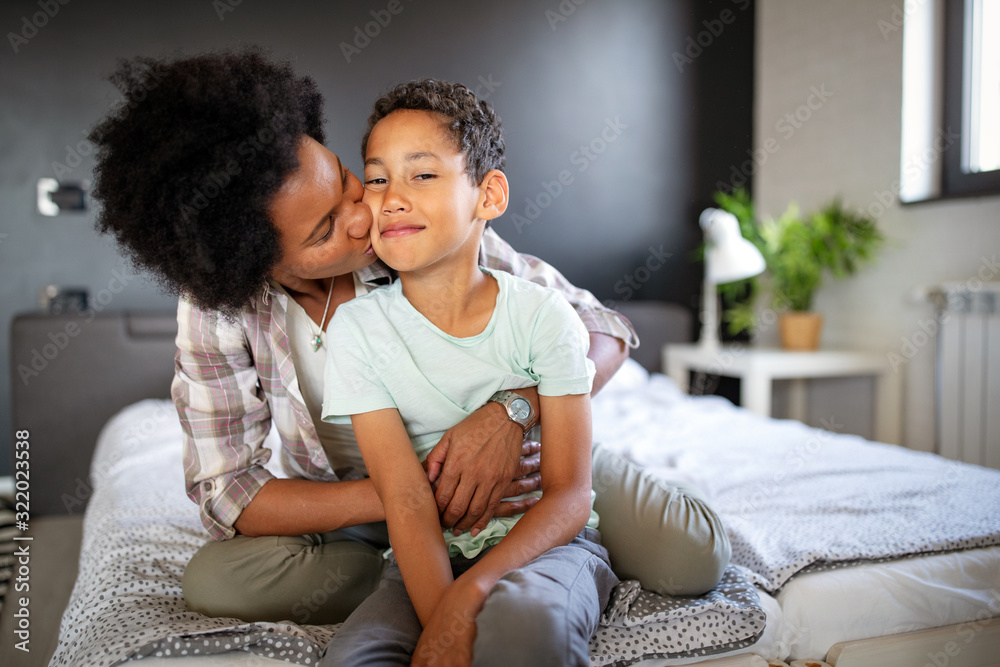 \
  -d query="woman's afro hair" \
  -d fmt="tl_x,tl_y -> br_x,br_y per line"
89,48 -> 325,316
